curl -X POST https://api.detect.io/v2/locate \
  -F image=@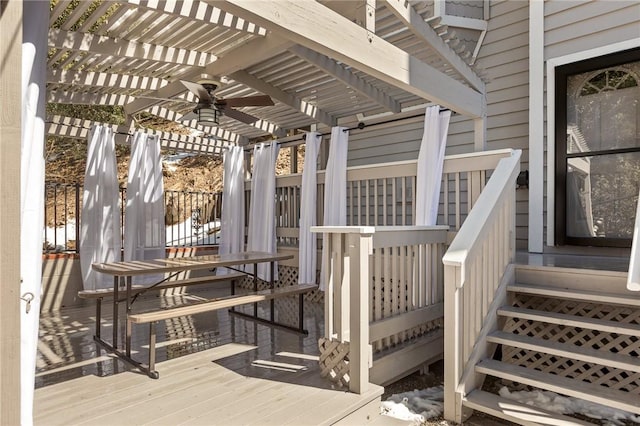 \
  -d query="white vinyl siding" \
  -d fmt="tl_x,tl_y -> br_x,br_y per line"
462,0 -> 531,249
545,2 -> 640,60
